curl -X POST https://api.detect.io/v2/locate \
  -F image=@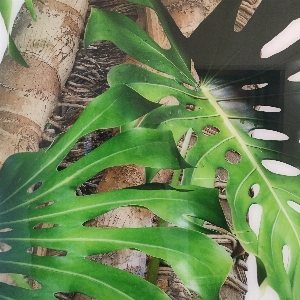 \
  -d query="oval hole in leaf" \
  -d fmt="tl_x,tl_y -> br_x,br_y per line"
249,129 -> 289,141
248,204 -> 262,238
287,200 -> 300,213
55,292 -> 95,300
282,245 -> 291,273
261,18 -> 300,58
253,105 -> 281,112
186,104 -> 195,111
242,83 -> 268,90
262,160 -> 300,176
28,247 -> 67,257
0,228 -> 12,232
249,183 -> 260,198
36,200 -> 56,209
159,96 -> 179,106
202,125 -> 220,136
0,243 -> 11,252
288,71 -> 300,82
225,150 -> 241,164
27,182 -> 42,193
33,223 -> 59,229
